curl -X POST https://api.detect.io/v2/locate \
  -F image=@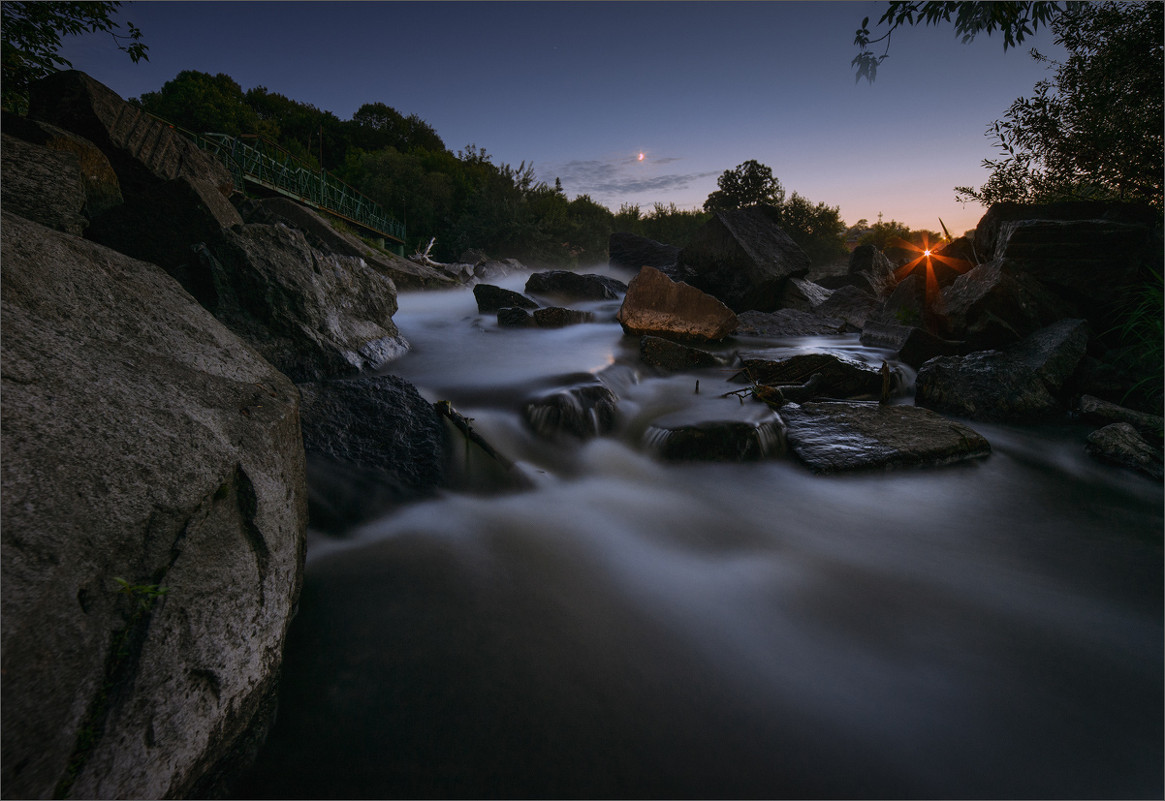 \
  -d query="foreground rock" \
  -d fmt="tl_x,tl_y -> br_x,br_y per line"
916,319 -> 1089,421
474,283 -> 538,312
1078,395 -> 1164,439
644,405 -> 786,462
0,132 -> 91,235
780,401 -> 991,473
640,336 -> 734,371
200,223 -> 409,382
1,212 -> 306,799
297,376 -> 448,532
676,205 -> 810,312
736,353 -> 889,400
617,266 -> 738,341
524,379 -> 620,439
1084,423 -> 1164,481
